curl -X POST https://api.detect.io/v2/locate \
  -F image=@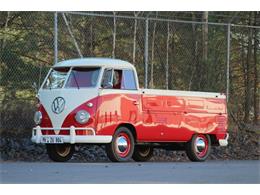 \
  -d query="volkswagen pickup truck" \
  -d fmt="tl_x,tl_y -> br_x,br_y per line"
32,58 -> 229,162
